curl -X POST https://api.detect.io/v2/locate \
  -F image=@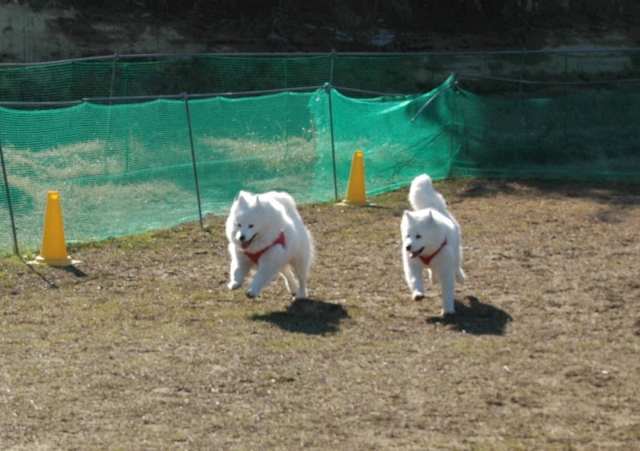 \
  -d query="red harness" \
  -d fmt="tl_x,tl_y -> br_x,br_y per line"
418,238 -> 447,265
244,232 -> 286,265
